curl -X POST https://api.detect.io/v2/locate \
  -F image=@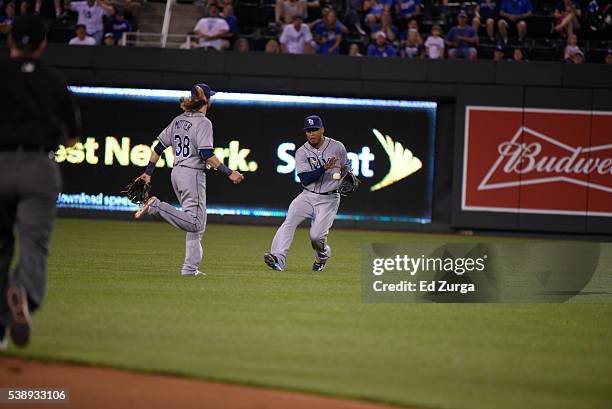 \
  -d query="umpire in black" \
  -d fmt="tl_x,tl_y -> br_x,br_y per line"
0,14 -> 80,349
